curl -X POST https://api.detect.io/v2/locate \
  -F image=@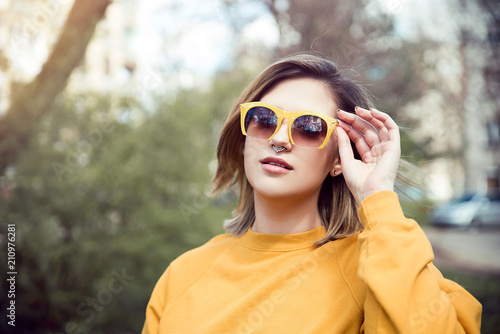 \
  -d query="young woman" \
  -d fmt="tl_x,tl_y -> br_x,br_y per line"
142,54 -> 482,333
